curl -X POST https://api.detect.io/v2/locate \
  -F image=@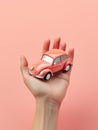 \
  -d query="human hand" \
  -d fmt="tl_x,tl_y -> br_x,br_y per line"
20,37 -> 74,105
